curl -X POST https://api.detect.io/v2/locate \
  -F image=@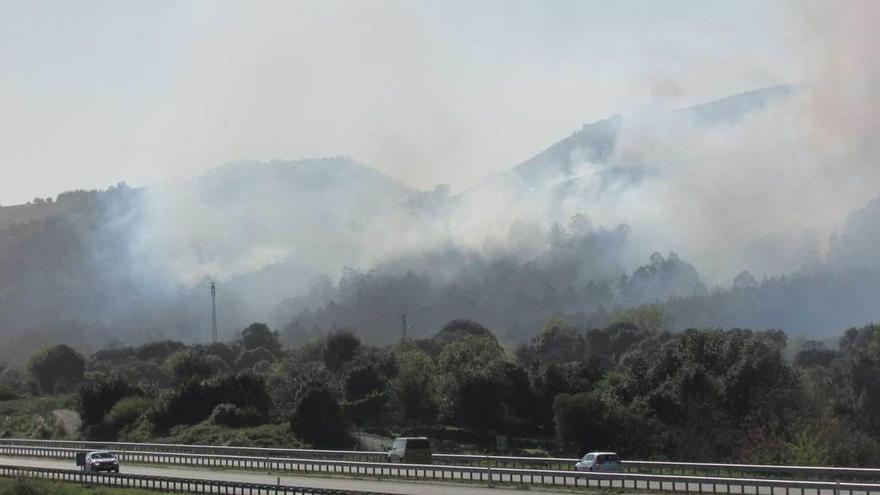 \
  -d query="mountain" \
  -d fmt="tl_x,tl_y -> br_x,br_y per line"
506,84 -> 794,188
0,158 -> 418,364
3,84 -> 878,363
